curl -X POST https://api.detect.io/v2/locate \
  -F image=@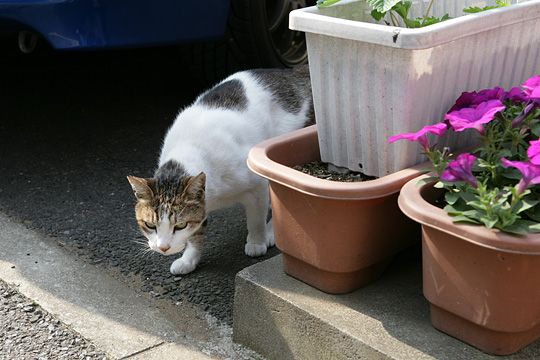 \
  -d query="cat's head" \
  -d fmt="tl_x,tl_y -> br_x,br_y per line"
127,164 -> 206,255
